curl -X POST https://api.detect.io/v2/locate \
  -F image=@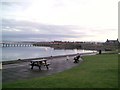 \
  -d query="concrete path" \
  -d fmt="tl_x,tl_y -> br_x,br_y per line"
2,53 -> 96,83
